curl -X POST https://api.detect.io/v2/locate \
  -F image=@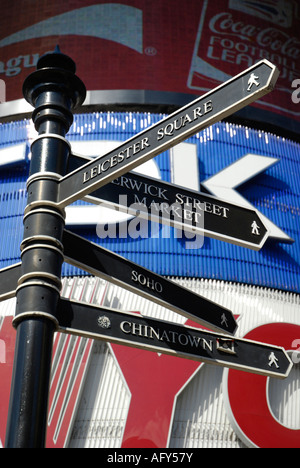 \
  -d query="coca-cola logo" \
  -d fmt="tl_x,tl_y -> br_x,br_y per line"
209,12 -> 300,59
